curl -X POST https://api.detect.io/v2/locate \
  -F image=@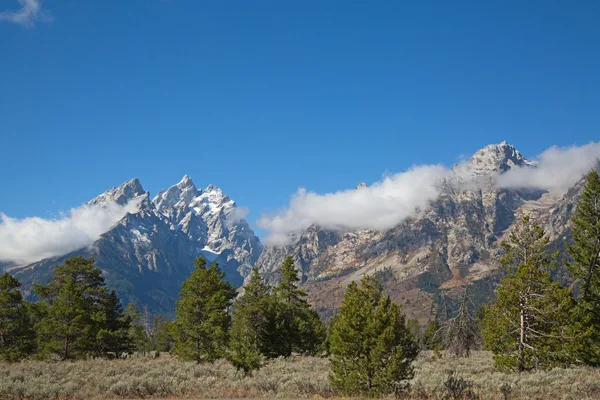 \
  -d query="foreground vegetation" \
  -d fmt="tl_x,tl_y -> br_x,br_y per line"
1,352 -> 600,400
